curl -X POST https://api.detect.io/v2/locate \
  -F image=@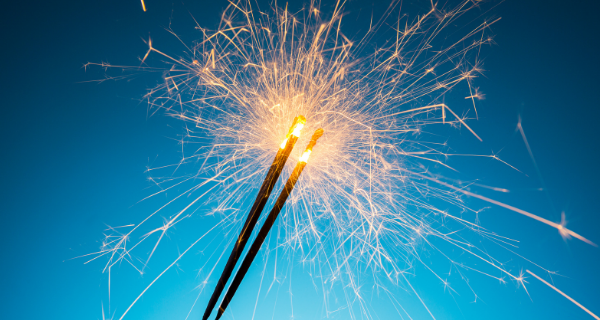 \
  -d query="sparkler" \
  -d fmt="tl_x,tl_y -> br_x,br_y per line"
203,116 -> 305,320
214,128 -> 324,320
84,0 -> 597,319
